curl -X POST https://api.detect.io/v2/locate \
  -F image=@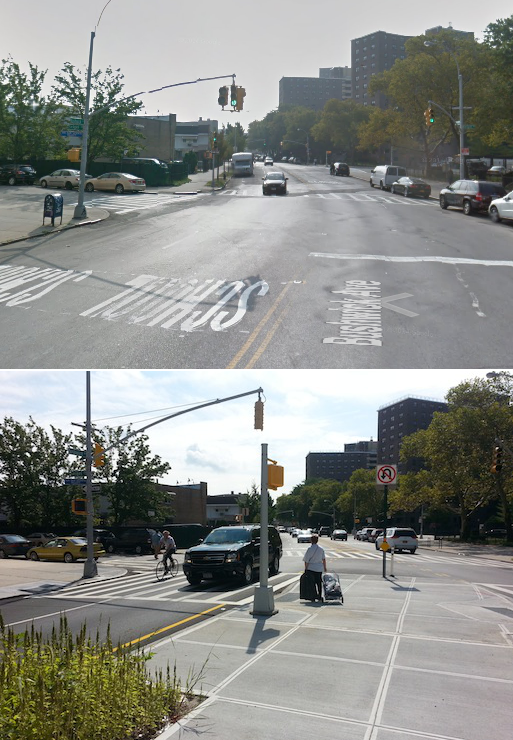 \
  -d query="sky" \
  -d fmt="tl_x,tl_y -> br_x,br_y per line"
4,0 -> 512,131
0,369 -> 506,499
